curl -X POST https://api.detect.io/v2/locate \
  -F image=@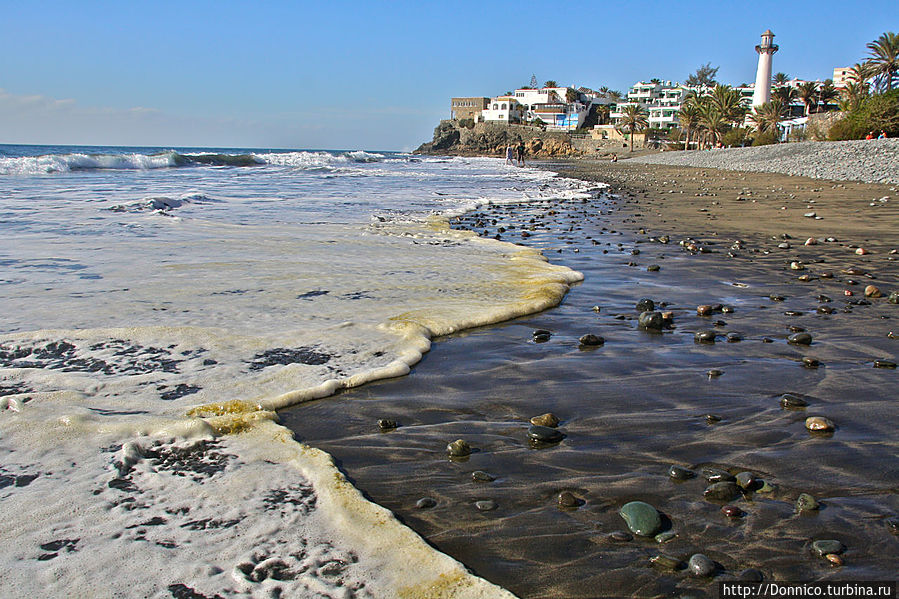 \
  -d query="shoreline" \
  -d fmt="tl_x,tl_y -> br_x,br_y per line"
283,154 -> 899,597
